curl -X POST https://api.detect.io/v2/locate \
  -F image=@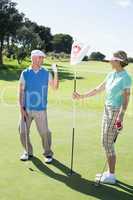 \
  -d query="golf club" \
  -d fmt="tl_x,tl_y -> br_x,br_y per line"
95,128 -> 120,187
29,167 -> 34,171
95,160 -> 108,187
23,108 -> 29,161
